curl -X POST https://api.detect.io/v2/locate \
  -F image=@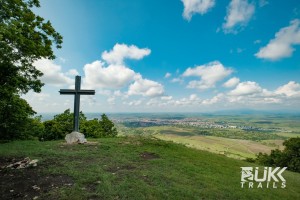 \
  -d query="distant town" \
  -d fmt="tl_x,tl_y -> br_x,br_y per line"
112,117 -> 288,133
